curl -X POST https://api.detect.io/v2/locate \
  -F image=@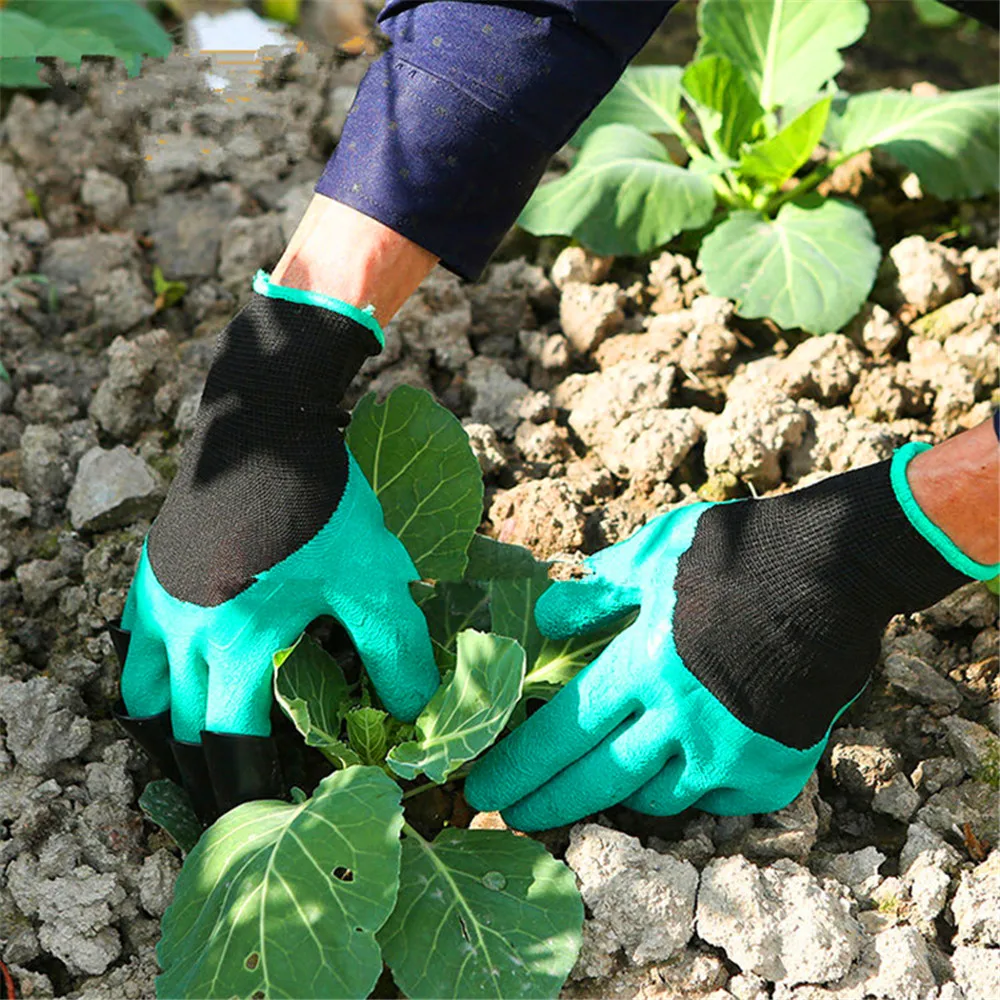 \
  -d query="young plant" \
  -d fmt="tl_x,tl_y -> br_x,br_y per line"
518,0 -> 999,335
0,0 -> 172,89
142,386 -> 634,1000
